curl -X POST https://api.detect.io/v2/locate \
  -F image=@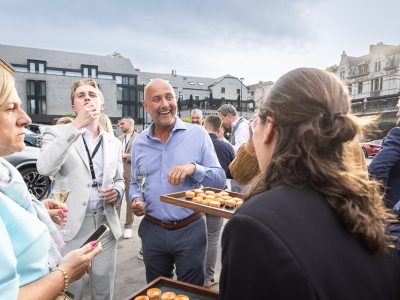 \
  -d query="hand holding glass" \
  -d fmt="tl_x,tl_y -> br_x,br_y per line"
96,178 -> 114,201
52,176 -> 71,234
